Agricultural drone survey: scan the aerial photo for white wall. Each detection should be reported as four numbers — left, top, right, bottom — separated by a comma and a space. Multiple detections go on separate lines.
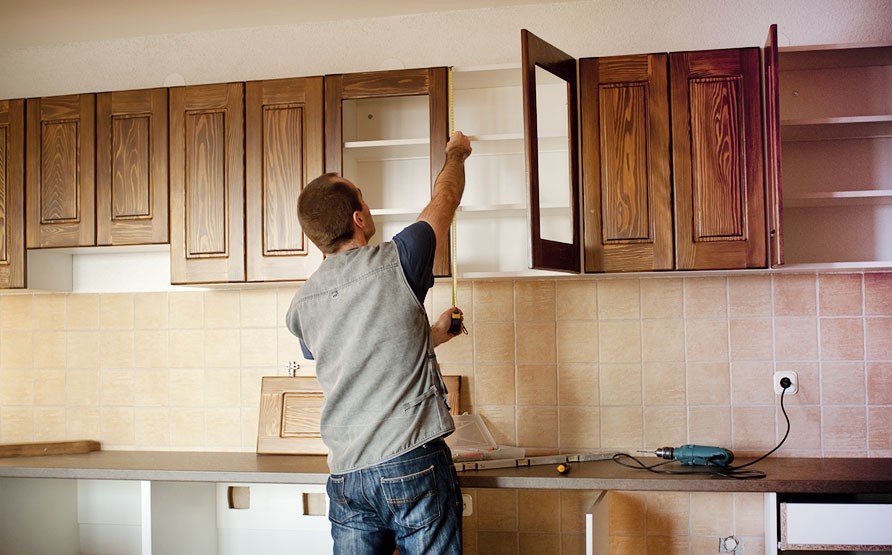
1, 0, 891, 99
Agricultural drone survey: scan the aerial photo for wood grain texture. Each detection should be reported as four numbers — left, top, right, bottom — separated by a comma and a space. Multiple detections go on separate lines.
96, 88, 168, 245
323, 68, 451, 277
26, 94, 95, 248
670, 48, 767, 270
764, 24, 785, 267
0, 440, 100, 458
169, 82, 245, 284
581, 53, 673, 273
521, 29, 581, 273
0, 99, 25, 288
245, 76, 324, 282
257, 375, 461, 455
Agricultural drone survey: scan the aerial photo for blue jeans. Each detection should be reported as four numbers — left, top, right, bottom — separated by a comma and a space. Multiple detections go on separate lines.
326, 440, 462, 555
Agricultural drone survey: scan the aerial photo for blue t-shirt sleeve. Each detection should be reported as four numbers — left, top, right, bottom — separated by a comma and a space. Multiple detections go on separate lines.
299, 338, 314, 360
393, 221, 436, 304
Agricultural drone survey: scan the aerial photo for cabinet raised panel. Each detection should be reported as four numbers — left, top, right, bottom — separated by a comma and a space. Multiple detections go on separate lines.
0, 99, 25, 289
26, 94, 96, 248
245, 77, 324, 282
580, 53, 673, 272
170, 83, 245, 284
96, 88, 168, 246
670, 47, 767, 270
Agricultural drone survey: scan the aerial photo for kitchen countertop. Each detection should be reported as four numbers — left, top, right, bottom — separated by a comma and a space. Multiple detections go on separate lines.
1, 451, 891, 494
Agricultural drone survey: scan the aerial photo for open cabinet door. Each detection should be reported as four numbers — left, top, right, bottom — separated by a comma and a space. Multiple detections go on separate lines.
521, 29, 581, 273
764, 24, 784, 267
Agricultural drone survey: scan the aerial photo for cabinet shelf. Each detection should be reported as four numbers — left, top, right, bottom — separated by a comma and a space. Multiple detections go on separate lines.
781, 115, 892, 141
370, 203, 568, 220
784, 189, 892, 207
344, 138, 430, 160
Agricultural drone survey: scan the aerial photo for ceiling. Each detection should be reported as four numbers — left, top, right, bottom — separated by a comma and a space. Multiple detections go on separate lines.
0, 0, 567, 50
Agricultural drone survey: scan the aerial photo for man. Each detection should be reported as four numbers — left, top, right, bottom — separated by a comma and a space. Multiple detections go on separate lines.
285, 131, 472, 554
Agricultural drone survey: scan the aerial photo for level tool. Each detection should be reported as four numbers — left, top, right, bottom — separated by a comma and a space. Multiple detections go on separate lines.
454, 452, 615, 472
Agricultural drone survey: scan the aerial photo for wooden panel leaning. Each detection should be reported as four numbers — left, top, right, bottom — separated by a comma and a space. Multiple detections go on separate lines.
257, 375, 461, 455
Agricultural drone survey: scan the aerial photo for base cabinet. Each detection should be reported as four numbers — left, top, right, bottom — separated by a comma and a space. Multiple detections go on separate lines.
768, 492, 892, 554
0, 478, 331, 555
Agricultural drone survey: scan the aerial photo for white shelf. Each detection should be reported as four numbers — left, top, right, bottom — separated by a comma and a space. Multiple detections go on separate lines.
784, 189, 892, 207
781, 115, 892, 141
343, 138, 430, 160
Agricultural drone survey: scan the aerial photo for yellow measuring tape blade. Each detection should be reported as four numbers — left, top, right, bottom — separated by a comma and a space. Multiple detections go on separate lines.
449, 68, 458, 308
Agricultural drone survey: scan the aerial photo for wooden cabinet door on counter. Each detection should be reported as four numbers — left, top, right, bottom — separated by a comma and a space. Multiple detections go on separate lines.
0, 99, 25, 289
245, 77, 324, 282
96, 88, 168, 246
670, 48, 767, 270
170, 83, 245, 284
26, 94, 95, 248
580, 53, 673, 272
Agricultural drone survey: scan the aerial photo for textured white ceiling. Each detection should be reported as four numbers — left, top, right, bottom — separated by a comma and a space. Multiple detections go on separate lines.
0, 0, 572, 49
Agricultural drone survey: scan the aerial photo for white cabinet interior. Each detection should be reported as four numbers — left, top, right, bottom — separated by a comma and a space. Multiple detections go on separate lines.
779, 43, 892, 269
342, 65, 572, 277
0, 478, 332, 555
452, 64, 570, 277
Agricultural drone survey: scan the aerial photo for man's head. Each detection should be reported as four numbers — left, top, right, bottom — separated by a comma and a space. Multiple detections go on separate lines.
298, 173, 375, 254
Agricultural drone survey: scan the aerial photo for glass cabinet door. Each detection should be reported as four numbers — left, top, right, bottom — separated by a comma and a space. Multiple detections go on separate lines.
521, 29, 581, 273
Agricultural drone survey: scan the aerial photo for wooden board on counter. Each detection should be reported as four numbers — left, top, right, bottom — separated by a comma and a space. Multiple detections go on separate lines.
257, 375, 461, 455
0, 440, 101, 459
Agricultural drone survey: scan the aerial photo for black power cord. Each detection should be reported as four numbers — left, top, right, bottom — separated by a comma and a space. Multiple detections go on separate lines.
612, 378, 793, 480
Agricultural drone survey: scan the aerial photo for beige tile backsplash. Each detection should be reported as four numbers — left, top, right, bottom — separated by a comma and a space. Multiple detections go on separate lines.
2, 271, 891, 555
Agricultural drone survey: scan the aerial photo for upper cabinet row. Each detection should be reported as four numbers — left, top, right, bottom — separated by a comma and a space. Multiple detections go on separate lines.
524, 29, 771, 273
2, 27, 889, 289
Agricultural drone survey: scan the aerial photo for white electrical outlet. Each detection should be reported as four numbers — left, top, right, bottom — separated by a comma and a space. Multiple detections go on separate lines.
462, 494, 473, 516
774, 370, 798, 395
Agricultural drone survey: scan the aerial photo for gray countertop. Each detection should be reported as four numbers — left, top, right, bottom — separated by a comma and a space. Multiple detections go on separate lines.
1, 451, 890, 494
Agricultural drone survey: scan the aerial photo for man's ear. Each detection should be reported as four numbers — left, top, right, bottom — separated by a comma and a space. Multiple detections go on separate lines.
352, 210, 366, 230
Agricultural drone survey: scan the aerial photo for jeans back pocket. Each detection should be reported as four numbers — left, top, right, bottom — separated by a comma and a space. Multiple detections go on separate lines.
380, 465, 440, 529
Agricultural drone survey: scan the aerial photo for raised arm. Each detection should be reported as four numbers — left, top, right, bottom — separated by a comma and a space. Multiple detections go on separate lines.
417, 131, 472, 248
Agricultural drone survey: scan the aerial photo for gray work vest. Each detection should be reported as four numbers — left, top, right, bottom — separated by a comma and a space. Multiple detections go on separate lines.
285, 241, 454, 474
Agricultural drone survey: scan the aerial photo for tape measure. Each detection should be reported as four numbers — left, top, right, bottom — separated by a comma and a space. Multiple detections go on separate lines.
448, 68, 464, 336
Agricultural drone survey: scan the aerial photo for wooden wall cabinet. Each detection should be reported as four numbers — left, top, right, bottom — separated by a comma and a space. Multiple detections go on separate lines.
245, 77, 324, 282
670, 47, 767, 270
25, 90, 168, 252
96, 88, 169, 246
523, 30, 771, 273
26, 94, 96, 248
169, 82, 246, 284
0, 99, 25, 289
580, 53, 673, 272
324, 67, 450, 277
170, 78, 325, 285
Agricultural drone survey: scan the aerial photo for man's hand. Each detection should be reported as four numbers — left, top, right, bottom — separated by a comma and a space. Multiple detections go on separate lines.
431, 307, 464, 347
445, 131, 472, 163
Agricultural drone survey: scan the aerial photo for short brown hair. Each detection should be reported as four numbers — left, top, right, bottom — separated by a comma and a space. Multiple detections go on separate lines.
298, 173, 362, 254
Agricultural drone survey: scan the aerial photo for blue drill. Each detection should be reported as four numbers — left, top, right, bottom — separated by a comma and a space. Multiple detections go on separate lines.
653, 444, 735, 466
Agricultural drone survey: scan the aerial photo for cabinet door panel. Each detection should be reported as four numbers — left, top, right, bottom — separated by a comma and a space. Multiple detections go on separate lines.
764, 24, 784, 267
522, 29, 581, 273
581, 54, 673, 272
671, 48, 767, 269
324, 68, 450, 277
246, 77, 324, 282
26, 94, 95, 248
0, 100, 25, 288
96, 88, 168, 245
170, 83, 245, 283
